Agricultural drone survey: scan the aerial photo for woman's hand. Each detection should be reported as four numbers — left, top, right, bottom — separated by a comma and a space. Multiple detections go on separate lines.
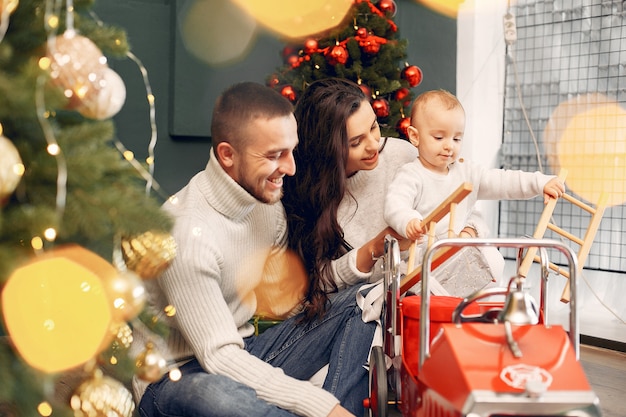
356, 227, 411, 273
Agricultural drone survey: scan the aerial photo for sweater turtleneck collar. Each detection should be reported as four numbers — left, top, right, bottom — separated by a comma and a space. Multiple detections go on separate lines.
345, 168, 370, 191
197, 149, 260, 220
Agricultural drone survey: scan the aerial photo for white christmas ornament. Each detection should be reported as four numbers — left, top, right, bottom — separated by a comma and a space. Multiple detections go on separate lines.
78, 67, 127, 120
47, 31, 109, 111
0, 134, 24, 201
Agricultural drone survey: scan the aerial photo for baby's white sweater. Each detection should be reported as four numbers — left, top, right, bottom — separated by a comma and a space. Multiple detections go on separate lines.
384, 158, 554, 239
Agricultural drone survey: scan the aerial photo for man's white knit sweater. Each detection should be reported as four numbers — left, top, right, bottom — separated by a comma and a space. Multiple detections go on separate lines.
134, 150, 339, 417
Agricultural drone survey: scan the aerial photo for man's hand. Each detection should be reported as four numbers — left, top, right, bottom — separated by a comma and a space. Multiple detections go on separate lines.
328, 404, 355, 417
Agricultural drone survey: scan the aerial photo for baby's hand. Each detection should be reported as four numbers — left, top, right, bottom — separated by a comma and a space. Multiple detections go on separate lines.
405, 219, 424, 241
459, 226, 477, 238
543, 177, 566, 203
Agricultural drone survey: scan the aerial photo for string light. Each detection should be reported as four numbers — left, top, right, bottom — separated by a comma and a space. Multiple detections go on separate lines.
169, 368, 182, 381
90, 11, 161, 197
126, 50, 159, 196
35, 71, 67, 237
38, 56, 51, 70
65, 0, 73, 31
113, 139, 169, 201
31, 236, 44, 251
37, 401, 53, 417
35, 0, 68, 238
46, 14, 58, 30
164, 304, 176, 317
43, 228, 57, 241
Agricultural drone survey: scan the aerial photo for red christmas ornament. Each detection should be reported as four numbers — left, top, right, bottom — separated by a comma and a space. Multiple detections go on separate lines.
357, 27, 368, 39
281, 85, 297, 103
357, 0, 398, 31
267, 75, 280, 88
326, 44, 349, 66
396, 116, 411, 138
402, 64, 423, 87
362, 39, 381, 54
372, 98, 390, 118
281, 45, 298, 60
395, 87, 410, 102
359, 83, 372, 100
303, 39, 319, 55
378, 0, 397, 17
357, 33, 387, 55
287, 55, 301, 69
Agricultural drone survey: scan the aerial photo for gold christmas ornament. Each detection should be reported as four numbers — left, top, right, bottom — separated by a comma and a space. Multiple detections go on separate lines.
70, 369, 135, 417
112, 322, 133, 349
121, 231, 177, 280
104, 269, 146, 323
135, 341, 168, 382
0, 132, 24, 202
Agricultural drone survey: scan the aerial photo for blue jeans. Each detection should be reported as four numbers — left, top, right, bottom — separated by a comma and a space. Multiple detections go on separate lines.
138, 284, 375, 417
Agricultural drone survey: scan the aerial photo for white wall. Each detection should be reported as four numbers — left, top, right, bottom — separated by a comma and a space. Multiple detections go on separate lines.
456, 0, 507, 238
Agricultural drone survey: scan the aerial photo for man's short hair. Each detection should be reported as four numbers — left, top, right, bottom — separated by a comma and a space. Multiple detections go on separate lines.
211, 82, 294, 152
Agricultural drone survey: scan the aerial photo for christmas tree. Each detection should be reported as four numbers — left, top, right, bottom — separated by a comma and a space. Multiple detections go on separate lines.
0, 0, 174, 416
266, 0, 423, 139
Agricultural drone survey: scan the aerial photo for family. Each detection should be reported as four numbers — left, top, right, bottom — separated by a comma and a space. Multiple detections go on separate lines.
135, 78, 564, 417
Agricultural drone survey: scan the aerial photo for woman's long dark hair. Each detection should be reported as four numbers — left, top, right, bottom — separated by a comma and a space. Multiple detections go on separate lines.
282, 78, 367, 321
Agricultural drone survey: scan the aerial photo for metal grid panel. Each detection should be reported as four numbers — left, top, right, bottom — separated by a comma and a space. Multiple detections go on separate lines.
499, 0, 625, 272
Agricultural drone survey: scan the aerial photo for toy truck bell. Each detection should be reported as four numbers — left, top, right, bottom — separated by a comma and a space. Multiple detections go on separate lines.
498, 276, 539, 325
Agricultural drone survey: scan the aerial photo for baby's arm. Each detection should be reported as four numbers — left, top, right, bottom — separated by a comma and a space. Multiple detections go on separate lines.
383, 163, 425, 239
542, 177, 565, 203
459, 225, 477, 238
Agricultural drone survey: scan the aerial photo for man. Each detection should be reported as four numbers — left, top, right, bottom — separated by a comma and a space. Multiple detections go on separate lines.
135, 82, 375, 417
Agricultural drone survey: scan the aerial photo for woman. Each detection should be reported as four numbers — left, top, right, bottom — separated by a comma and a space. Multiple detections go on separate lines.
282, 78, 417, 322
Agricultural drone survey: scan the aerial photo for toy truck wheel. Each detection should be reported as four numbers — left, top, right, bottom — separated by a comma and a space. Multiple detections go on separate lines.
368, 345, 388, 417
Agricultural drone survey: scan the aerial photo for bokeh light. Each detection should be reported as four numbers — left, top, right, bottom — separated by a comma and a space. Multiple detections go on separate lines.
1, 245, 115, 373
415, 0, 465, 18
254, 249, 308, 320
179, 0, 258, 66
230, 0, 353, 40
419, 0, 506, 19
544, 93, 626, 207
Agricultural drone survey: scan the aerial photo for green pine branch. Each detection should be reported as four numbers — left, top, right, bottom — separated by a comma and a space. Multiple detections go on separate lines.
0, 1, 172, 415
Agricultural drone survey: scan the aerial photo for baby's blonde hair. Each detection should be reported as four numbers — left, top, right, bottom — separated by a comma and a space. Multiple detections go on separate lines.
410, 89, 464, 122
